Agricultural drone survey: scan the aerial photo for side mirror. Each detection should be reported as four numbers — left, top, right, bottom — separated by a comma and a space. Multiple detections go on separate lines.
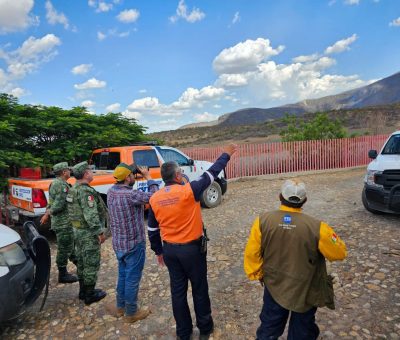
188, 159, 194, 166
368, 150, 378, 159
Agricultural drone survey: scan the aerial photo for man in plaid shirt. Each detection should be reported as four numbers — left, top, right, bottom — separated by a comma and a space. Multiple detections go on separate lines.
105, 163, 159, 323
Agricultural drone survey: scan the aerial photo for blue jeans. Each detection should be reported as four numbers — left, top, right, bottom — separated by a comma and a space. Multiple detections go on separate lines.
256, 286, 319, 340
115, 242, 146, 316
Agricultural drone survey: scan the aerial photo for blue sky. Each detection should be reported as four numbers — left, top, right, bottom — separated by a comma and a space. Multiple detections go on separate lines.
0, 0, 399, 132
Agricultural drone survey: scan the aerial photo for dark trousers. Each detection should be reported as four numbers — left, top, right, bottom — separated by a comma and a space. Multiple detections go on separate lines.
256, 286, 319, 340
163, 242, 213, 340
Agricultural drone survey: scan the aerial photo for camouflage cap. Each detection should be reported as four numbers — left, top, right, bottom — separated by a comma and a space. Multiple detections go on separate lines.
72, 161, 89, 177
53, 162, 70, 172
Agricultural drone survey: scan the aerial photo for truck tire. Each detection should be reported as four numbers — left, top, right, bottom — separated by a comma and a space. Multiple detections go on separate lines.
200, 182, 222, 208
362, 188, 383, 215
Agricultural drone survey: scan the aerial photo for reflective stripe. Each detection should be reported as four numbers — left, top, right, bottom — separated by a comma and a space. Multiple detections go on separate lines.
147, 227, 159, 231
205, 171, 214, 183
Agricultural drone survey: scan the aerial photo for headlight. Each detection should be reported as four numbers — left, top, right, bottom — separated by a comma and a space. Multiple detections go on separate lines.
0, 243, 27, 278
0, 243, 26, 266
364, 170, 383, 187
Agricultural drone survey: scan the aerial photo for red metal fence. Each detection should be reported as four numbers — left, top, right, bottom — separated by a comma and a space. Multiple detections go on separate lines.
181, 135, 389, 179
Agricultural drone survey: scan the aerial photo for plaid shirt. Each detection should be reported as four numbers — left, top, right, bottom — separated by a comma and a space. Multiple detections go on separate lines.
107, 180, 158, 252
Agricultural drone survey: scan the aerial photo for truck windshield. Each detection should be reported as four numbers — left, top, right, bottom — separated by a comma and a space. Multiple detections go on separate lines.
132, 150, 160, 168
382, 135, 400, 155
91, 152, 121, 170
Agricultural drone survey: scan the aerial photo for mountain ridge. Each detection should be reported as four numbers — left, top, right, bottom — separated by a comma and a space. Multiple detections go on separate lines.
180, 71, 400, 128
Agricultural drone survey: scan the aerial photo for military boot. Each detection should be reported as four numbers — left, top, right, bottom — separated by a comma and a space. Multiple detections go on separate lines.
58, 266, 78, 283
78, 280, 85, 300
84, 285, 106, 305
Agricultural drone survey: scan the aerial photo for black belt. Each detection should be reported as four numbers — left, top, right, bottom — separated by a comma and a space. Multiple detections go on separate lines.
163, 237, 202, 246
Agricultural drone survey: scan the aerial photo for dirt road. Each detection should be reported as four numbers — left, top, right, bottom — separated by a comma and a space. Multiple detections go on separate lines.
1, 168, 399, 339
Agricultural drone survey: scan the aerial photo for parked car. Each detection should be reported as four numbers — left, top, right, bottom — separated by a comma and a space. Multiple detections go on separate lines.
0, 222, 50, 323
6, 143, 228, 229
362, 130, 400, 214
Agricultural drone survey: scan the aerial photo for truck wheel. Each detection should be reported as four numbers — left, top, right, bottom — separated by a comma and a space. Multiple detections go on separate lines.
362, 188, 382, 214
200, 182, 222, 208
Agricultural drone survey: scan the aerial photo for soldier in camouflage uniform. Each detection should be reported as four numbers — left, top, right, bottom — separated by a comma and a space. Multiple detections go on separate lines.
67, 161, 108, 305
40, 162, 78, 283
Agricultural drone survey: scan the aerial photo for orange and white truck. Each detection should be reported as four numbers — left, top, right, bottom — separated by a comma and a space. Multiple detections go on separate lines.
6, 144, 227, 228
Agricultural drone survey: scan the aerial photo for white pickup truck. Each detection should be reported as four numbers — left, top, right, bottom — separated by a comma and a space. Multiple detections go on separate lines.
362, 130, 400, 214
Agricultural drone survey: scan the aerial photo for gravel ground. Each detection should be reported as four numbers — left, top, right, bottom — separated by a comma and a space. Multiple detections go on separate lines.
1, 167, 400, 339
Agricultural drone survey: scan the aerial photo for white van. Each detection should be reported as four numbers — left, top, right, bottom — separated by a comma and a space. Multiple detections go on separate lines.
362, 131, 400, 214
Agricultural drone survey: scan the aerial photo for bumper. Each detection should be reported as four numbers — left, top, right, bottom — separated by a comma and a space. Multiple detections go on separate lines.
0, 258, 35, 322
363, 184, 400, 214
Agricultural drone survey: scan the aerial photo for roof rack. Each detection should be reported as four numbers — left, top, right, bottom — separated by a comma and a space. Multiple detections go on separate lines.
130, 141, 159, 146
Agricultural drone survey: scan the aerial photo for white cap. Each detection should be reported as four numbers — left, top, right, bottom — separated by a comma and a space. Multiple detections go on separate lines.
281, 179, 307, 204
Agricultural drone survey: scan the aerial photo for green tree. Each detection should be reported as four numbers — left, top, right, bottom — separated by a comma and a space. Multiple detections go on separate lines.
280, 112, 347, 142
0, 94, 148, 190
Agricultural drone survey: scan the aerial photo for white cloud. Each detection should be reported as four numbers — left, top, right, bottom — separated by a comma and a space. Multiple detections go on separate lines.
127, 97, 160, 111
231, 12, 240, 25
344, 0, 359, 4
74, 77, 106, 90
139, 89, 147, 94
117, 9, 140, 23
0, 0, 38, 34
106, 102, 121, 112
97, 31, 106, 41
98, 2, 113, 12
170, 0, 205, 23
216, 73, 248, 87
194, 112, 218, 122
172, 86, 225, 109
9, 87, 27, 98
325, 34, 357, 54
88, 0, 115, 13
16, 34, 61, 62
213, 38, 285, 74
292, 53, 320, 63
71, 63, 92, 75
210, 37, 369, 109
97, 28, 132, 40
0, 34, 61, 83
45, 1, 69, 29
389, 17, 400, 27
81, 100, 95, 108
122, 110, 142, 120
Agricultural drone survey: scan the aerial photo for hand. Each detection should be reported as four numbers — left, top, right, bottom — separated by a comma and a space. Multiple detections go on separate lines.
40, 212, 50, 225
156, 254, 165, 266
98, 233, 106, 244
223, 143, 238, 157
138, 166, 151, 180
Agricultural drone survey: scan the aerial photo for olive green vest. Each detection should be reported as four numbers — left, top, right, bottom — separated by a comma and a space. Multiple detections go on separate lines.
260, 209, 335, 313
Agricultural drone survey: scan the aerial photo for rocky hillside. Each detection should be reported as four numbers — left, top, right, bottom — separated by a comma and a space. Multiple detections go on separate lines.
181, 71, 400, 128
149, 103, 400, 147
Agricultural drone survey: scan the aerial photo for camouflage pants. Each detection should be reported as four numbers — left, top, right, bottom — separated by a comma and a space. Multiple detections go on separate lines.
54, 227, 77, 268
74, 229, 101, 286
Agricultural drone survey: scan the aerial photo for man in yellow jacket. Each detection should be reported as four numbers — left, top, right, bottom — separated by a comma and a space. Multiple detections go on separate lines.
244, 179, 347, 340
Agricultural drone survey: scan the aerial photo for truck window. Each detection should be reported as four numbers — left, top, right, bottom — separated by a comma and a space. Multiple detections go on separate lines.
133, 150, 160, 168
91, 152, 121, 170
382, 135, 400, 154
157, 149, 190, 166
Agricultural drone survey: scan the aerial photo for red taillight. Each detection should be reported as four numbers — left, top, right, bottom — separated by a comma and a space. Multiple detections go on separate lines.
32, 189, 47, 208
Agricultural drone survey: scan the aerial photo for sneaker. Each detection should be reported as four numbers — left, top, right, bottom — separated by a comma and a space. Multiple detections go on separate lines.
123, 309, 151, 323
105, 302, 124, 317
